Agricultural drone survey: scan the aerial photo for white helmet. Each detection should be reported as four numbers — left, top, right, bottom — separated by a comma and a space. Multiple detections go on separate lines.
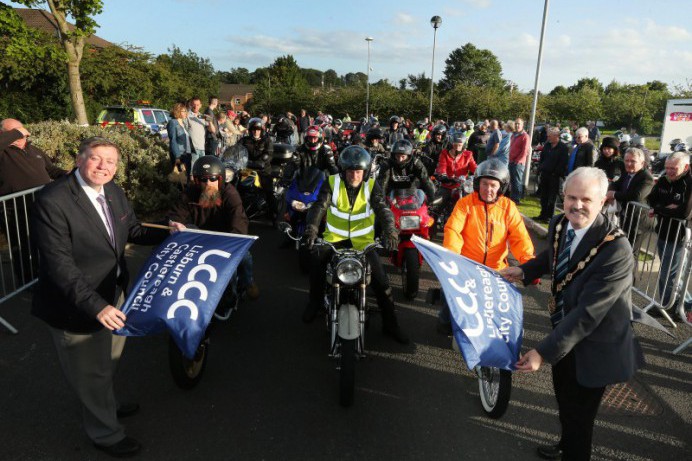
560, 132, 573, 144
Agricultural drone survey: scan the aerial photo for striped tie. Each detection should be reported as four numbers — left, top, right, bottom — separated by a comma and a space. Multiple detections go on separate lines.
552, 228, 575, 326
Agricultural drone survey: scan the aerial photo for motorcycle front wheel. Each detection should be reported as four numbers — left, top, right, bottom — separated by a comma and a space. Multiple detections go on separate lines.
477, 366, 512, 419
168, 334, 209, 390
339, 338, 356, 407
401, 248, 420, 300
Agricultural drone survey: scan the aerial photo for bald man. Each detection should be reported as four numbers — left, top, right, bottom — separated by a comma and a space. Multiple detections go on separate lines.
0, 118, 66, 196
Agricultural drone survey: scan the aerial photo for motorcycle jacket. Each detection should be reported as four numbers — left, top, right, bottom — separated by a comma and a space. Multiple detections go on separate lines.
384, 127, 410, 148
168, 183, 249, 235
239, 133, 274, 173
423, 138, 448, 166
647, 169, 692, 242
283, 143, 338, 183
307, 174, 396, 250
365, 141, 387, 156
378, 156, 436, 200
443, 193, 534, 270
435, 149, 477, 190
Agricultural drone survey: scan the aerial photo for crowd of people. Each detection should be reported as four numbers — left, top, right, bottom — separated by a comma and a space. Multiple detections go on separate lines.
0, 105, 690, 460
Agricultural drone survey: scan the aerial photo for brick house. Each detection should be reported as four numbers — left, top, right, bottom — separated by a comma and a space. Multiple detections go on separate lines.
14, 7, 115, 50
219, 83, 255, 112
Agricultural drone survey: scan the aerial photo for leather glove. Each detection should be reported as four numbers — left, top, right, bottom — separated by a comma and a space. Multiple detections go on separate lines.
383, 232, 399, 252
303, 225, 318, 249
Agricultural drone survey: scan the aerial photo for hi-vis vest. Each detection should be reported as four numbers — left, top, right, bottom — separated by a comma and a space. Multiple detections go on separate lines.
414, 128, 429, 143
324, 174, 376, 250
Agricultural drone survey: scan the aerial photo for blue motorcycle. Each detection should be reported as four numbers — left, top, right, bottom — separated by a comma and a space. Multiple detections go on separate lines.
284, 166, 325, 273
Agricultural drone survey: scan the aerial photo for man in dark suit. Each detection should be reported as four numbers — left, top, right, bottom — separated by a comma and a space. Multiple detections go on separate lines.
606, 147, 654, 246
501, 167, 644, 460
31, 137, 184, 457
566, 127, 598, 175
536, 127, 570, 221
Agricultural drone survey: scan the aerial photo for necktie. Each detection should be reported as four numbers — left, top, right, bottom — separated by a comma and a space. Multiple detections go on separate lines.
621, 174, 632, 192
552, 228, 575, 326
96, 195, 116, 247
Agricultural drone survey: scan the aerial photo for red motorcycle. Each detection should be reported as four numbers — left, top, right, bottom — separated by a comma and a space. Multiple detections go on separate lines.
387, 189, 436, 299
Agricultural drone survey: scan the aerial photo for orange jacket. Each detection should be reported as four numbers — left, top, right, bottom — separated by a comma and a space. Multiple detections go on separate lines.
443, 193, 534, 270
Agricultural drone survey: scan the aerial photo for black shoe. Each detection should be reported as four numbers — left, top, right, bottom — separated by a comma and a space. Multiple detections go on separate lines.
536, 444, 562, 460
302, 304, 319, 323
94, 436, 141, 458
382, 323, 410, 345
116, 402, 140, 418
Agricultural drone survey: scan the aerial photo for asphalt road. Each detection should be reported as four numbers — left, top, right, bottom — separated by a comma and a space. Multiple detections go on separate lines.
0, 221, 690, 460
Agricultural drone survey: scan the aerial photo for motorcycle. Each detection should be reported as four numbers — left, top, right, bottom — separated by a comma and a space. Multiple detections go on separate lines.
284, 166, 325, 273
220, 143, 293, 224
168, 270, 246, 390
387, 188, 436, 299
426, 289, 513, 419
282, 225, 380, 407
429, 175, 474, 241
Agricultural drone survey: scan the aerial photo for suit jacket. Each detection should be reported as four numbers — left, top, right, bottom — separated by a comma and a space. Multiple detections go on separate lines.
520, 213, 644, 387
31, 172, 167, 333
610, 168, 654, 235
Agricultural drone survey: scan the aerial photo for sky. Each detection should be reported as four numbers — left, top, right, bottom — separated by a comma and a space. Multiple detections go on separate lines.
9, 0, 692, 92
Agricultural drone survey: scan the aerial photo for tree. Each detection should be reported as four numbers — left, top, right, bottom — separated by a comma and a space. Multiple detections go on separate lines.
323, 69, 339, 88
404, 73, 431, 93
439, 43, 504, 92
219, 67, 251, 84
15, 0, 104, 125
568, 77, 604, 94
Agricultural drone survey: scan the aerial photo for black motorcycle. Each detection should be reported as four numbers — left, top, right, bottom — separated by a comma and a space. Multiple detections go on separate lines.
283, 225, 380, 407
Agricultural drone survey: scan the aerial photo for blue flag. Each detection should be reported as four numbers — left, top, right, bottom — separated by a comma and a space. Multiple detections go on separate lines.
116, 229, 257, 359
412, 236, 523, 371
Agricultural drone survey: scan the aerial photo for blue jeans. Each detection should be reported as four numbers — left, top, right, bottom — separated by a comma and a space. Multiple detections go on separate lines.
657, 238, 692, 311
509, 162, 525, 203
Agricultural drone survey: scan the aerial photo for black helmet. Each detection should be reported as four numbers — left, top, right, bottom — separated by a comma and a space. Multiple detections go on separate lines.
390, 139, 413, 167
473, 159, 510, 198
333, 118, 343, 127
338, 146, 372, 172
432, 124, 447, 138
669, 138, 682, 149
192, 155, 225, 179
451, 133, 467, 147
416, 120, 425, 129
247, 117, 264, 132
389, 115, 401, 127
366, 127, 384, 143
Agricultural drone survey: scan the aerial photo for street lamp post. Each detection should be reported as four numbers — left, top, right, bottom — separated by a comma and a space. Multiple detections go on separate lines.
365, 36, 373, 120
429, 16, 442, 123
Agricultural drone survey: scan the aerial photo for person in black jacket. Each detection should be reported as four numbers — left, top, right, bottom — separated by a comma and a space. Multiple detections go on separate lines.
594, 136, 625, 182
377, 139, 435, 201
647, 152, 692, 314
31, 137, 185, 457
566, 127, 598, 174
607, 147, 655, 247
239, 117, 276, 221
535, 127, 569, 221
283, 125, 338, 184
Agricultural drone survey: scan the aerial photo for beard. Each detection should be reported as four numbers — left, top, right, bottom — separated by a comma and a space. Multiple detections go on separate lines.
198, 188, 222, 208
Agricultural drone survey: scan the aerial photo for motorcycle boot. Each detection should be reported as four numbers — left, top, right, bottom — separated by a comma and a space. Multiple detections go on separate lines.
381, 304, 409, 344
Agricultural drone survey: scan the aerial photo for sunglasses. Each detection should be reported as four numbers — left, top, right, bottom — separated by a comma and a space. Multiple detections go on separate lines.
199, 176, 220, 183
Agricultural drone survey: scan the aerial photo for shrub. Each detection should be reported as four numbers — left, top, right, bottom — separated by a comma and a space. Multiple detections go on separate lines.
26, 121, 178, 219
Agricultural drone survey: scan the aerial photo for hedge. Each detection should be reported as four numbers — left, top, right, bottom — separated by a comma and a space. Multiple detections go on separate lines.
26, 121, 178, 219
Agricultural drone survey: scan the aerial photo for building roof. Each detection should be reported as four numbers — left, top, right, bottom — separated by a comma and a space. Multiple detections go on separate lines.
219, 83, 255, 100
14, 8, 114, 49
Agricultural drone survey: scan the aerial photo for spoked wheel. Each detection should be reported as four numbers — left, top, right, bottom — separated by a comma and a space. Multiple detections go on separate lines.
339, 338, 356, 407
401, 248, 420, 300
168, 334, 209, 390
477, 366, 512, 418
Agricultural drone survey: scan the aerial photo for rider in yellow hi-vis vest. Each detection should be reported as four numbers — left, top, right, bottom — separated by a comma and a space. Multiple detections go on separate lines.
302, 146, 409, 344
323, 174, 376, 250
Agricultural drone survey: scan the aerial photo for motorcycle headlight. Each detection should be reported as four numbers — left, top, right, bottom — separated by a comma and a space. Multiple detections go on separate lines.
336, 258, 363, 285
291, 200, 307, 212
399, 215, 420, 230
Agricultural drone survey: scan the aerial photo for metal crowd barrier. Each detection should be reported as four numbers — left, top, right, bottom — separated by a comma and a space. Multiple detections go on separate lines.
622, 201, 691, 353
0, 186, 44, 333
